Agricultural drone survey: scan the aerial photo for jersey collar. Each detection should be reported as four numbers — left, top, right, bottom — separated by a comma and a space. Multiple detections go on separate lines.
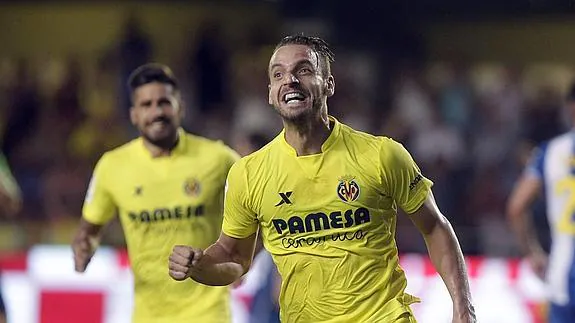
280, 115, 341, 157
138, 128, 187, 159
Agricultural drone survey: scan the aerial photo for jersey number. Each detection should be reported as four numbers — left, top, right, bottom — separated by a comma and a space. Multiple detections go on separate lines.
555, 177, 575, 234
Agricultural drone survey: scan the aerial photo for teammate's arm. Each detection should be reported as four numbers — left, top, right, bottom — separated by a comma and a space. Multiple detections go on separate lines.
169, 232, 257, 286
72, 155, 116, 273
408, 193, 476, 322
506, 169, 546, 279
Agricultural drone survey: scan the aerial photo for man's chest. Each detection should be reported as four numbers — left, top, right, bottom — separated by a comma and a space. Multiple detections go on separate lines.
255, 158, 388, 228
109, 158, 225, 213
252, 156, 399, 253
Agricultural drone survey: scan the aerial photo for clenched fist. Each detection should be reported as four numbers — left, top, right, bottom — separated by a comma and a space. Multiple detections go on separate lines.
169, 245, 204, 281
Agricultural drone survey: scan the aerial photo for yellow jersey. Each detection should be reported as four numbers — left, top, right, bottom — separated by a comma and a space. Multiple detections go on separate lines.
83, 129, 239, 323
223, 117, 432, 323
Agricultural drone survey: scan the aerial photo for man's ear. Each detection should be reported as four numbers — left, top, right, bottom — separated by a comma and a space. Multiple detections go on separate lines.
268, 84, 273, 105
130, 107, 137, 125
326, 75, 335, 97
178, 99, 186, 120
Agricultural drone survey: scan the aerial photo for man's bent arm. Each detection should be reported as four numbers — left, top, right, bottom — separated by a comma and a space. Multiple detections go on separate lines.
189, 232, 257, 286
409, 193, 475, 320
506, 175, 544, 256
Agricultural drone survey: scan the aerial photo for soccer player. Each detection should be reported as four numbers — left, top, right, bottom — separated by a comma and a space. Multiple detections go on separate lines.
507, 84, 575, 322
169, 35, 476, 322
72, 63, 238, 323
0, 151, 21, 323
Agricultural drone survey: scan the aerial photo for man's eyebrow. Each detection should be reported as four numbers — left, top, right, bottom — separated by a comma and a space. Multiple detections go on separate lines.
269, 63, 282, 71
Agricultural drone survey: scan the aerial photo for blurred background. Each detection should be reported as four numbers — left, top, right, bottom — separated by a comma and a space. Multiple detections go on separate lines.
1, 0, 574, 322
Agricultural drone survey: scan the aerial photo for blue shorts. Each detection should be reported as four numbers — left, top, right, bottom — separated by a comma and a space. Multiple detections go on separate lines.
550, 302, 575, 323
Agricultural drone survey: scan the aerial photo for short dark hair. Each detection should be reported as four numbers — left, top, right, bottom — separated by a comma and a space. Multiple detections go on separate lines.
127, 63, 179, 94
274, 35, 335, 77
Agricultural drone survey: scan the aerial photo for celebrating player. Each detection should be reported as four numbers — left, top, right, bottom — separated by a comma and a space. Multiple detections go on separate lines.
72, 63, 238, 323
169, 35, 476, 322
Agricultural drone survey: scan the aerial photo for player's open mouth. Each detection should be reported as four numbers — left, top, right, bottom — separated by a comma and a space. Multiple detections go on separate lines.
149, 120, 171, 130
149, 118, 170, 126
283, 92, 306, 105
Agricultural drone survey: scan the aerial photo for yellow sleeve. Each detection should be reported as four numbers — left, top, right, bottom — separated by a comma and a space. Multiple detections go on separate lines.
221, 161, 259, 239
380, 138, 433, 214
82, 154, 116, 225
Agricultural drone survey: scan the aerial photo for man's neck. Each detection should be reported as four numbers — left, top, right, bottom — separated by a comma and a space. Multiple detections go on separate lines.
283, 111, 331, 156
143, 135, 179, 158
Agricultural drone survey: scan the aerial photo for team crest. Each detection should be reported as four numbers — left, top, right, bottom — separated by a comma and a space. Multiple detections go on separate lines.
337, 175, 360, 203
183, 178, 201, 197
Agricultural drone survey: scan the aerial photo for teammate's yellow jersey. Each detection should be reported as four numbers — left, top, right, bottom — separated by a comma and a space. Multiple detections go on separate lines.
223, 117, 432, 323
83, 129, 239, 323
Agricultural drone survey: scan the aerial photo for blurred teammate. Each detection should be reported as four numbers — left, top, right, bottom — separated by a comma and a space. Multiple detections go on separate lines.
72, 64, 238, 323
169, 35, 476, 322
0, 151, 21, 323
507, 84, 575, 323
